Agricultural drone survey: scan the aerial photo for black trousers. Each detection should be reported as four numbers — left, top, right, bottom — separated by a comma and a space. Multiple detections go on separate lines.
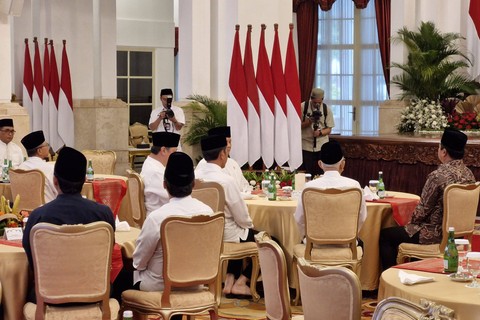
227, 229, 259, 279
300, 150, 324, 177
379, 226, 420, 271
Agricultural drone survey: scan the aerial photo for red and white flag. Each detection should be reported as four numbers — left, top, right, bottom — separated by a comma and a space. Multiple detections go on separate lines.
48, 41, 64, 152
271, 24, 289, 166
42, 38, 50, 142
285, 24, 303, 170
58, 40, 74, 147
23, 39, 33, 130
244, 25, 261, 166
468, 0, 480, 80
32, 37, 43, 131
256, 24, 275, 168
227, 25, 249, 166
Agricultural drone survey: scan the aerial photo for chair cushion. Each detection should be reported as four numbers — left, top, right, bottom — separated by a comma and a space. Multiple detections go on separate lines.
24, 299, 120, 320
398, 243, 440, 255
122, 288, 215, 312
293, 243, 363, 261
223, 242, 258, 255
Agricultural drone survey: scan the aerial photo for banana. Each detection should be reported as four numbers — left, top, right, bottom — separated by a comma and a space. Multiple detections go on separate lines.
5, 200, 10, 214
0, 195, 5, 213
12, 194, 20, 217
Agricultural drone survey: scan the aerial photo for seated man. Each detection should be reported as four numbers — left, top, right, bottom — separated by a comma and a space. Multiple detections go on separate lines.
195, 134, 255, 296
379, 128, 475, 270
294, 140, 367, 239
133, 152, 213, 293
0, 118, 24, 167
19, 130, 57, 202
22, 147, 115, 270
140, 132, 180, 215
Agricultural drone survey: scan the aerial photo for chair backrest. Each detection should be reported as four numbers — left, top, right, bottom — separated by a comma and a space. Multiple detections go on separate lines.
297, 258, 361, 320
30, 222, 114, 320
191, 179, 226, 212
9, 169, 46, 211
372, 297, 455, 320
126, 169, 146, 227
440, 183, 480, 251
82, 150, 117, 175
255, 231, 291, 320
161, 213, 225, 307
129, 122, 150, 147
302, 187, 362, 259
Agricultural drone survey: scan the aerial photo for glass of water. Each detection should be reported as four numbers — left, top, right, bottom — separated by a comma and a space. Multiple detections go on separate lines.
369, 180, 379, 194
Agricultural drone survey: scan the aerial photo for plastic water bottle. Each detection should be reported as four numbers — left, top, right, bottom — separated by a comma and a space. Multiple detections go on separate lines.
86, 159, 95, 181
377, 171, 385, 199
2, 159, 9, 182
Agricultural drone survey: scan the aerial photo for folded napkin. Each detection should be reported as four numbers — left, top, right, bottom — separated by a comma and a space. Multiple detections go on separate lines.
398, 270, 434, 285
116, 219, 130, 232
363, 186, 379, 201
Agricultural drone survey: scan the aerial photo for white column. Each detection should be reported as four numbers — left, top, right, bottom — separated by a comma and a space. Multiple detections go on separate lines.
0, 14, 12, 103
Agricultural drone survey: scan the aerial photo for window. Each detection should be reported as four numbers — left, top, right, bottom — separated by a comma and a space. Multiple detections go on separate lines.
316, 0, 387, 135
117, 50, 154, 125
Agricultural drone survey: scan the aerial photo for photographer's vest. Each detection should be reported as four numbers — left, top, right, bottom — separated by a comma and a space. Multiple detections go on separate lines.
302, 100, 328, 128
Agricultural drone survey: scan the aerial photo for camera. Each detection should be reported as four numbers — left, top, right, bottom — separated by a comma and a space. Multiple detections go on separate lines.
164, 96, 174, 118
308, 103, 322, 130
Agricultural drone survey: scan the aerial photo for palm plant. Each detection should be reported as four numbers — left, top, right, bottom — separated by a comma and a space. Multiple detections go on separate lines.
183, 94, 227, 145
391, 21, 480, 101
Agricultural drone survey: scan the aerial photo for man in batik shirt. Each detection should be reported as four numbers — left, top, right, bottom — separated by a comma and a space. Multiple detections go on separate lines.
379, 128, 475, 270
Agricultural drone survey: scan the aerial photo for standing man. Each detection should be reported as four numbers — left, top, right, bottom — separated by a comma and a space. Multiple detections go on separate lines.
196, 126, 250, 193
148, 88, 185, 150
141, 131, 180, 215
195, 134, 255, 296
19, 130, 57, 202
379, 128, 476, 270
300, 88, 334, 177
0, 118, 24, 167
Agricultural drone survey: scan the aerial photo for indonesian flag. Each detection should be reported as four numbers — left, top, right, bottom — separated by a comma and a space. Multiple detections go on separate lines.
468, 0, 480, 80
244, 25, 261, 166
227, 25, 249, 166
48, 41, 64, 152
58, 40, 74, 147
23, 39, 33, 130
285, 24, 302, 170
271, 24, 289, 166
32, 37, 43, 131
42, 38, 50, 142
256, 24, 275, 168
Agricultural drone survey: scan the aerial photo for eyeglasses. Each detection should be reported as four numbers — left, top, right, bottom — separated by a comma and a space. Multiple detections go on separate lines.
0, 129, 16, 134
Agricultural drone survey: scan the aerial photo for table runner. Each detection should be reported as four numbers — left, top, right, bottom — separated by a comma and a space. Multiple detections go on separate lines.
92, 178, 127, 218
367, 197, 419, 226
393, 258, 444, 274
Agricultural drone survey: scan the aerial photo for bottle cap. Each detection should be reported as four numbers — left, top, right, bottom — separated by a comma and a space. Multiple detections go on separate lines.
448, 227, 455, 232
379, 171, 383, 174
123, 310, 133, 317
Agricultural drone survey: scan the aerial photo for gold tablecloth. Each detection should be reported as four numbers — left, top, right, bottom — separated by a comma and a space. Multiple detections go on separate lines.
245, 191, 419, 290
0, 228, 140, 320
379, 268, 480, 320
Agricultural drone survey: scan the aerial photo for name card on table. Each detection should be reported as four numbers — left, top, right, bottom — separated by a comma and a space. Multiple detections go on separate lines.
4, 227, 23, 240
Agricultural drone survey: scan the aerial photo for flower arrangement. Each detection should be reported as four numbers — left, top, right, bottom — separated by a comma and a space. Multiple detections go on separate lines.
242, 169, 295, 189
447, 111, 480, 131
397, 99, 448, 133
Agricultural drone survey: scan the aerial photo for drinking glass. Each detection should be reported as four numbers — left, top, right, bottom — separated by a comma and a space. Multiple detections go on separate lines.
369, 180, 379, 194
455, 239, 470, 276
465, 252, 480, 288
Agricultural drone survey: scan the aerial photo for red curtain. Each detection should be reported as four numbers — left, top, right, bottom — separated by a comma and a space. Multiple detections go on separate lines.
353, 0, 370, 9
375, 0, 391, 98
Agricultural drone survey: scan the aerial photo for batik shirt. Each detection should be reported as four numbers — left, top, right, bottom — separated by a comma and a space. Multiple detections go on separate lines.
405, 160, 475, 244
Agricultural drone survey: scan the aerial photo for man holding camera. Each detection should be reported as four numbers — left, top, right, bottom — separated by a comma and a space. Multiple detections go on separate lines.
149, 88, 185, 149
300, 88, 334, 177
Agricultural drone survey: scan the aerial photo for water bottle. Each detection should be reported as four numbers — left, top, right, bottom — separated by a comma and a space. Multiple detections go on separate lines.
377, 171, 386, 199
86, 159, 95, 181
2, 159, 8, 182
261, 169, 270, 196
122, 310, 133, 320
268, 173, 277, 201
443, 227, 458, 273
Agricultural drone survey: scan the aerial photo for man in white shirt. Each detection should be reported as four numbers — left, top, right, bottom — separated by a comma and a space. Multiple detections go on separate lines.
195, 134, 255, 297
148, 88, 185, 150
294, 140, 367, 239
0, 118, 24, 168
141, 132, 180, 215
133, 152, 213, 295
19, 130, 57, 202
196, 126, 250, 192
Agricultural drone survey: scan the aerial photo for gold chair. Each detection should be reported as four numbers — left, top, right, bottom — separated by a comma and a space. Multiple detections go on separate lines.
292, 187, 363, 305
82, 150, 117, 175
126, 169, 146, 228
9, 169, 46, 211
255, 232, 304, 320
192, 179, 260, 304
297, 258, 361, 320
129, 122, 150, 147
372, 297, 455, 320
121, 213, 225, 320
397, 183, 480, 264
23, 222, 119, 320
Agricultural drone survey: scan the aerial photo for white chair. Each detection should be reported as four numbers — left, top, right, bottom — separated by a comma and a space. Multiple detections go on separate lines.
372, 297, 455, 320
